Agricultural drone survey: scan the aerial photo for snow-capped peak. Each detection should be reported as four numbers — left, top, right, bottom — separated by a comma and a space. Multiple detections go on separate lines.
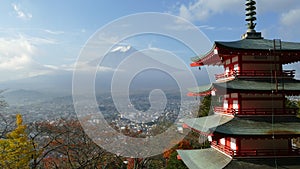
110, 45, 131, 53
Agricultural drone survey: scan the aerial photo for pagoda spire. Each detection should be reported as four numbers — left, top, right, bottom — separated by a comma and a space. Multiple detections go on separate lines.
242, 0, 263, 39
245, 0, 257, 32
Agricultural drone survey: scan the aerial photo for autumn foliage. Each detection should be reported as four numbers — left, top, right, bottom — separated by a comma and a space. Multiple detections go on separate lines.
163, 139, 192, 159
0, 114, 40, 169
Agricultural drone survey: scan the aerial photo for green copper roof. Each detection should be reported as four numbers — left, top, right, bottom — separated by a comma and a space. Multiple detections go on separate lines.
184, 115, 300, 136
225, 157, 300, 169
189, 79, 300, 94
216, 38, 300, 50
216, 116, 300, 135
216, 79, 300, 91
188, 84, 213, 94
191, 46, 215, 62
191, 38, 300, 62
183, 114, 234, 133
177, 148, 232, 169
178, 149, 300, 169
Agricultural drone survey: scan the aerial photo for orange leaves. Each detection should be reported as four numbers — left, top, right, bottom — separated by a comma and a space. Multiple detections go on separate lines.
163, 140, 192, 159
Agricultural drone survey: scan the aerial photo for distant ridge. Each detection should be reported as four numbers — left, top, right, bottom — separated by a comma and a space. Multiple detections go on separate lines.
0, 45, 212, 99
2, 89, 50, 106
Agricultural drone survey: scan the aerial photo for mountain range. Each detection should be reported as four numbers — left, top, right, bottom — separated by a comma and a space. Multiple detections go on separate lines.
0, 45, 212, 105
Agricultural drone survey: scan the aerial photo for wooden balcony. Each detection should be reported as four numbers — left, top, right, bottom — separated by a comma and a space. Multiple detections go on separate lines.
211, 141, 300, 157
214, 107, 235, 116
215, 70, 295, 80
236, 108, 298, 116
214, 107, 298, 116
211, 141, 234, 156
236, 148, 300, 157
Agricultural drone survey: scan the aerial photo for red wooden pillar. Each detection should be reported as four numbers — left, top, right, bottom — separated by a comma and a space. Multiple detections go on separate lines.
236, 138, 241, 156
226, 137, 231, 148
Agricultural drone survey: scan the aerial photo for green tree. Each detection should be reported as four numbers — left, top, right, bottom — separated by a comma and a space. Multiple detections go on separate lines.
198, 95, 212, 117
298, 101, 300, 117
0, 114, 39, 169
285, 98, 298, 109
285, 97, 300, 117
166, 151, 188, 169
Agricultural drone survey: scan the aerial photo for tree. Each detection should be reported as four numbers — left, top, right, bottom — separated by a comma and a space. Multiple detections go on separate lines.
163, 130, 210, 169
163, 139, 192, 169
0, 90, 13, 139
0, 114, 40, 169
166, 151, 188, 169
298, 101, 300, 117
197, 95, 212, 117
30, 118, 118, 169
285, 97, 300, 117
285, 97, 298, 109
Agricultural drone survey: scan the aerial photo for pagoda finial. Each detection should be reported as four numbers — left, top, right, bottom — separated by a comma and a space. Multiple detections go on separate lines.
245, 0, 257, 32
242, 0, 263, 39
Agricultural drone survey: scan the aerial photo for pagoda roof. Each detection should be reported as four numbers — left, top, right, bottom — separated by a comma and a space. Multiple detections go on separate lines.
187, 84, 213, 96
191, 38, 300, 66
177, 148, 232, 169
183, 114, 234, 133
188, 78, 300, 96
178, 148, 300, 169
225, 157, 300, 169
183, 115, 300, 136
216, 116, 300, 136
217, 38, 300, 51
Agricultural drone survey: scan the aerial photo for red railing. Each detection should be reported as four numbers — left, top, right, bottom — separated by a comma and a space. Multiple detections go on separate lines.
215, 70, 295, 80
215, 71, 236, 80
211, 141, 234, 156
236, 108, 298, 116
214, 107, 235, 116
214, 107, 298, 116
211, 141, 300, 157
236, 148, 300, 157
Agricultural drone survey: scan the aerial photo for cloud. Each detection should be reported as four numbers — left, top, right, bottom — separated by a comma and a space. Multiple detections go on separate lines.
0, 36, 35, 60
278, 7, 300, 40
0, 54, 31, 70
257, 0, 300, 13
177, 0, 242, 22
11, 3, 32, 20
27, 36, 58, 45
280, 8, 300, 26
73, 62, 117, 73
176, 0, 300, 22
44, 29, 64, 35
0, 36, 56, 82
164, 21, 198, 31
198, 25, 216, 30
178, 5, 192, 21
173, 0, 300, 40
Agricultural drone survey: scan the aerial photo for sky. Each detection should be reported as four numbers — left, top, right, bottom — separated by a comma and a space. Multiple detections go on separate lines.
1, 0, 300, 82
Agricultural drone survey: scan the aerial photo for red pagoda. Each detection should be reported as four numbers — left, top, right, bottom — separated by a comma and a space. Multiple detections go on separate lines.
177, 0, 300, 168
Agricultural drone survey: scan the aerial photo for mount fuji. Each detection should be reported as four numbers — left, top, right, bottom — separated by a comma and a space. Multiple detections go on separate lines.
0, 45, 211, 105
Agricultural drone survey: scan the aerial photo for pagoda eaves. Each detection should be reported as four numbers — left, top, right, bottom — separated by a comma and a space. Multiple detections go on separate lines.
188, 78, 300, 97
191, 38, 300, 67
